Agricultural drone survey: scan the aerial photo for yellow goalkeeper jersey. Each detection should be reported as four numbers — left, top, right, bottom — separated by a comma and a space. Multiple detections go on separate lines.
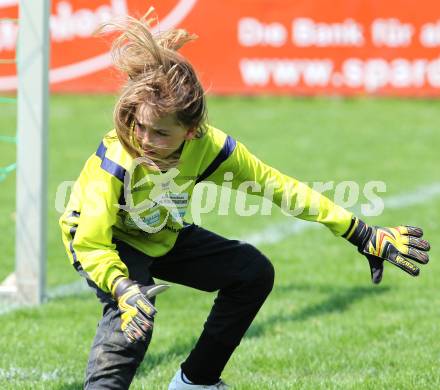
60, 126, 352, 292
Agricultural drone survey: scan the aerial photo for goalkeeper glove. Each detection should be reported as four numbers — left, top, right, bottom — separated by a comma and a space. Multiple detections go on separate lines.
344, 217, 430, 284
112, 276, 169, 343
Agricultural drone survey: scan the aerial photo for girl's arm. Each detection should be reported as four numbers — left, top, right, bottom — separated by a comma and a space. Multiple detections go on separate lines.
206, 139, 352, 236
60, 150, 129, 293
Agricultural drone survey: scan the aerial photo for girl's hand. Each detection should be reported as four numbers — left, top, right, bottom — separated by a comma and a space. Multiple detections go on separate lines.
344, 217, 430, 283
112, 276, 169, 343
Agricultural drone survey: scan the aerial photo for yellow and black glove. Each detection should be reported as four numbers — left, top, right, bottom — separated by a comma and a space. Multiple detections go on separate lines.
344, 217, 430, 284
112, 276, 169, 343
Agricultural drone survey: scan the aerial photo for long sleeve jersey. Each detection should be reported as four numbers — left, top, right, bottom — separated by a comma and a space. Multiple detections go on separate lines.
60, 126, 353, 293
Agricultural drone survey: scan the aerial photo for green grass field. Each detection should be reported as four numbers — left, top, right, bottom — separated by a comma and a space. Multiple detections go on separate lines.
0, 96, 439, 389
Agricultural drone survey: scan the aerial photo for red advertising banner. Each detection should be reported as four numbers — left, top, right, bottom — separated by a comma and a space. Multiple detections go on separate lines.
1, 0, 440, 95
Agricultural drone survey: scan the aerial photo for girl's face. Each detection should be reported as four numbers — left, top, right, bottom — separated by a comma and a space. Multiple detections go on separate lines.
134, 108, 196, 159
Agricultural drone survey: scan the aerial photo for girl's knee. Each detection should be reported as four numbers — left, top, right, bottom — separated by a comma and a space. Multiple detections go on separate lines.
240, 244, 275, 293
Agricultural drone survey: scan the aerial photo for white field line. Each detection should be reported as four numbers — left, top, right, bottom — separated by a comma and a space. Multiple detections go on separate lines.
45, 279, 91, 299
1, 181, 439, 317
243, 182, 440, 246
0, 367, 64, 382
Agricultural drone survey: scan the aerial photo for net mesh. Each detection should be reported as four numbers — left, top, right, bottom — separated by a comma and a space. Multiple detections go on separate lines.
0, 133, 16, 183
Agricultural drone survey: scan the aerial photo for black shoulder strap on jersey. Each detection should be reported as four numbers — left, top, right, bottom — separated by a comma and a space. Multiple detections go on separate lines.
195, 135, 236, 184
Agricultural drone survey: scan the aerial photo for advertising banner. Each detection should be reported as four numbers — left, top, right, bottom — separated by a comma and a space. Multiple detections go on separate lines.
1, 0, 440, 95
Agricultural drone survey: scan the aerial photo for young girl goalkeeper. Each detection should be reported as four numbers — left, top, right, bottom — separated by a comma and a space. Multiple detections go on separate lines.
59, 12, 431, 390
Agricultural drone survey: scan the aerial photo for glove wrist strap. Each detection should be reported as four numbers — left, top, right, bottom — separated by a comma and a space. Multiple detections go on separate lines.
111, 276, 134, 299
343, 217, 371, 251
342, 217, 358, 239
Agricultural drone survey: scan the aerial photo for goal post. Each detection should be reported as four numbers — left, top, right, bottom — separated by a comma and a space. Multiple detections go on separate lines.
0, 0, 50, 306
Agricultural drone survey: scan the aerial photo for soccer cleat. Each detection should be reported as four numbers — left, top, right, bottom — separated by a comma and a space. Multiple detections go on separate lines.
168, 368, 230, 390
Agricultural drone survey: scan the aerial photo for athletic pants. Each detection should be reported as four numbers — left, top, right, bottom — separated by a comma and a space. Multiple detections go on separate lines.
83, 223, 275, 389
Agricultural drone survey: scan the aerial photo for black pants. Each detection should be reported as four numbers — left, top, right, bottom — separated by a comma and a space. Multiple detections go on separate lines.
84, 224, 275, 389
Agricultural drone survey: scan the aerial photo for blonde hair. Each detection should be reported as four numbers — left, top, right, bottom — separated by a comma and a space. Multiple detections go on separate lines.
102, 10, 208, 170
